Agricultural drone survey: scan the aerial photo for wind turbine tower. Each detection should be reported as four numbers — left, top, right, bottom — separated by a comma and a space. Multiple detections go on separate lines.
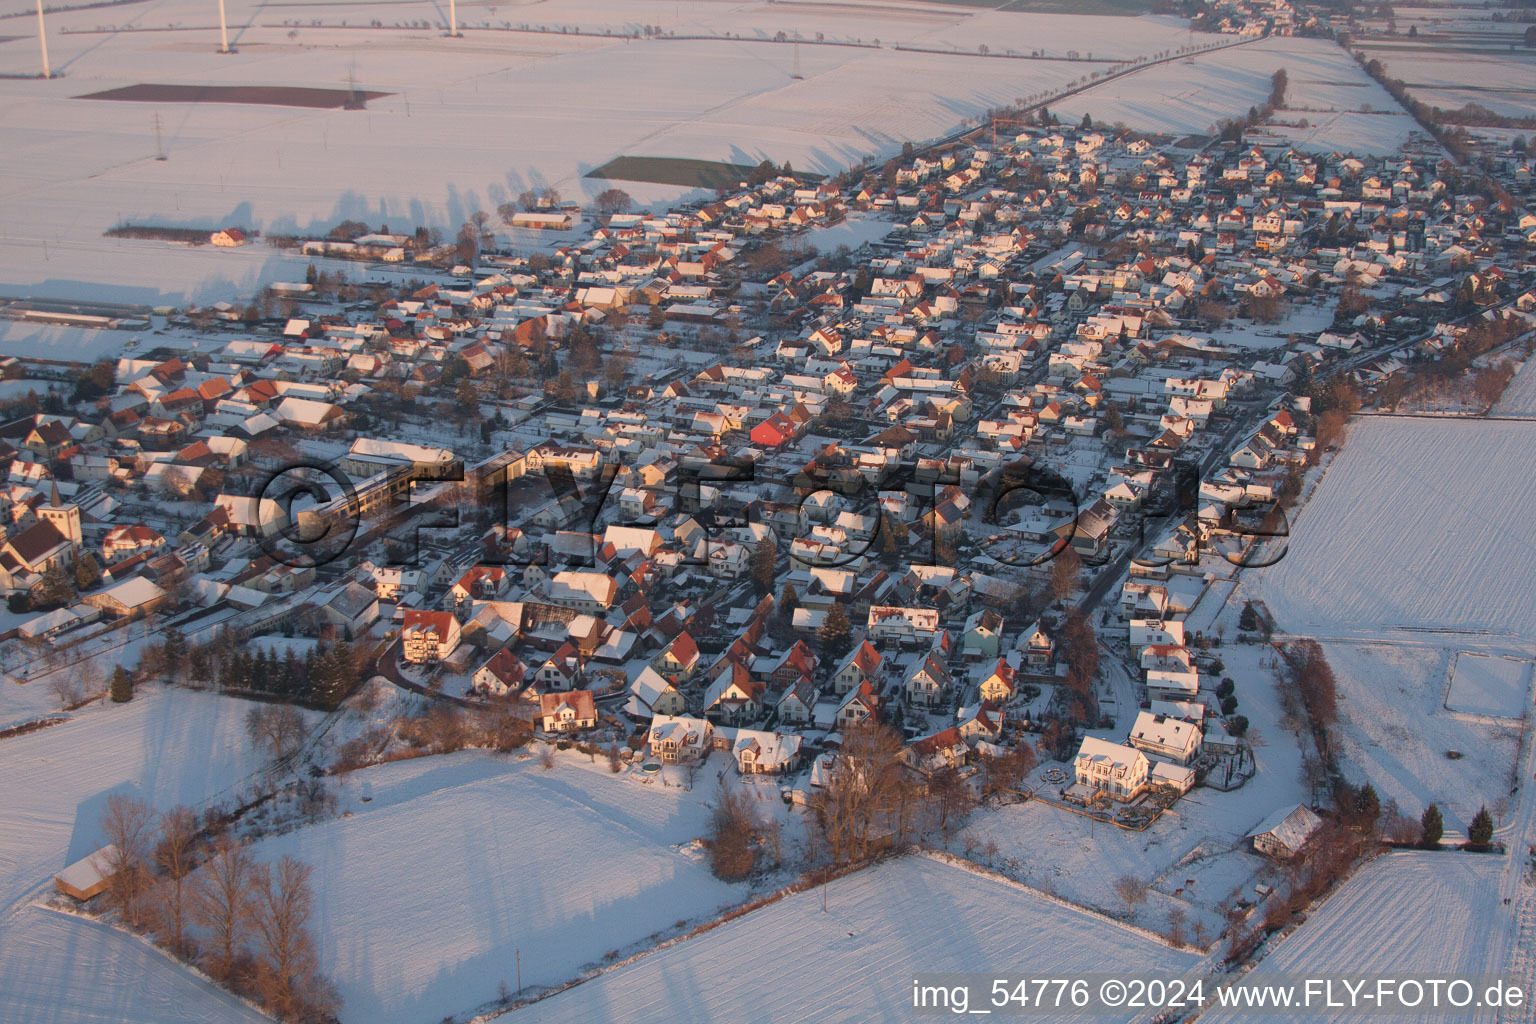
35, 0, 50, 78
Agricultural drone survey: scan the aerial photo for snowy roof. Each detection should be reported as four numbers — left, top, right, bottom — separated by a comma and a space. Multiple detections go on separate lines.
55, 845, 118, 895
1246, 803, 1324, 852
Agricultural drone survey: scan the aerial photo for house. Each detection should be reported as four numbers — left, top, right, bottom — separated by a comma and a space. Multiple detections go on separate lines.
628, 665, 687, 718
962, 609, 1003, 659
703, 664, 766, 724
1126, 711, 1202, 765
372, 565, 425, 601
102, 524, 167, 564
547, 570, 619, 611
1019, 622, 1054, 669
1247, 803, 1324, 859
648, 714, 714, 763
210, 228, 248, 247
540, 690, 597, 733
978, 657, 1017, 703
651, 631, 701, 681
956, 701, 1005, 744
901, 727, 968, 774
903, 653, 952, 709
832, 640, 883, 695
449, 565, 507, 607
1072, 736, 1150, 801
866, 605, 941, 642
766, 641, 817, 690
835, 679, 881, 729
733, 729, 803, 774
474, 647, 529, 696
400, 609, 462, 663
776, 678, 817, 725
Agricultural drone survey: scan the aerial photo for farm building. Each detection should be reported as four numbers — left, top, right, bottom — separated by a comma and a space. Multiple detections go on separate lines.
54, 846, 118, 901
1247, 803, 1324, 860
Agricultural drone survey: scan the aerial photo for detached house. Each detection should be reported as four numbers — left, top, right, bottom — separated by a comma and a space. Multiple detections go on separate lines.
628, 665, 687, 719
648, 714, 714, 763
903, 653, 952, 709
1126, 710, 1203, 766
832, 641, 883, 695
835, 679, 881, 729
473, 647, 529, 697
539, 690, 597, 733
733, 729, 803, 775
978, 657, 1017, 703
1072, 736, 1149, 801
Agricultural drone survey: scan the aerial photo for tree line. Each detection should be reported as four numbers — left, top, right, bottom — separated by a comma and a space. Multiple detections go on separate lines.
98, 794, 337, 1023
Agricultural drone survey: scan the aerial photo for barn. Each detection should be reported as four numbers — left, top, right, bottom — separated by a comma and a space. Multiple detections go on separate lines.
54, 845, 118, 901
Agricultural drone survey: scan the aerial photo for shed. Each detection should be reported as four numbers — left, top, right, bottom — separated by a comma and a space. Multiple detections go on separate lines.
55, 845, 118, 901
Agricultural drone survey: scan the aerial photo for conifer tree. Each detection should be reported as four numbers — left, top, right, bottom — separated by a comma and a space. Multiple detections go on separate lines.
110, 665, 134, 703
1420, 803, 1444, 848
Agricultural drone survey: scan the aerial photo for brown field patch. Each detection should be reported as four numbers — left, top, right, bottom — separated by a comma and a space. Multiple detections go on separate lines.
75, 82, 390, 109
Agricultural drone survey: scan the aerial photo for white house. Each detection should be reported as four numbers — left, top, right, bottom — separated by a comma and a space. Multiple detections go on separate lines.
866, 605, 941, 642
539, 690, 596, 733
1073, 736, 1150, 801
1126, 711, 1203, 765
648, 715, 714, 763
733, 729, 802, 775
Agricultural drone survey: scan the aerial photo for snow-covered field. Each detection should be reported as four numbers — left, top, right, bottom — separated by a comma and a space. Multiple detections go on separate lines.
0, 905, 272, 1024
1358, 48, 1536, 120
0, 684, 304, 1024
0, 0, 1200, 303
1317, 642, 1519, 833
248, 749, 753, 1024
505, 853, 1202, 1024
1053, 36, 1417, 154
1494, 356, 1536, 416
1211, 852, 1507, 1023
0, 683, 290, 908
1447, 651, 1532, 720
1261, 417, 1536, 642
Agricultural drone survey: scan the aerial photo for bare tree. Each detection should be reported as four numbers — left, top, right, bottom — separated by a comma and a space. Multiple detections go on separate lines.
101, 794, 156, 927
1049, 546, 1082, 604
763, 817, 784, 869
1167, 905, 1188, 946
811, 721, 910, 864
251, 855, 335, 1022
707, 783, 758, 880
1191, 918, 1210, 948
1111, 874, 1150, 920
537, 744, 557, 770
48, 669, 84, 709
192, 837, 257, 982
246, 704, 310, 761
926, 766, 975, 844
981, 742, 1037, 802
151, 805, 200, 957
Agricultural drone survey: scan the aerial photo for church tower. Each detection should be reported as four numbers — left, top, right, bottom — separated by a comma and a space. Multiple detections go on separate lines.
39, 481, 82, 545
